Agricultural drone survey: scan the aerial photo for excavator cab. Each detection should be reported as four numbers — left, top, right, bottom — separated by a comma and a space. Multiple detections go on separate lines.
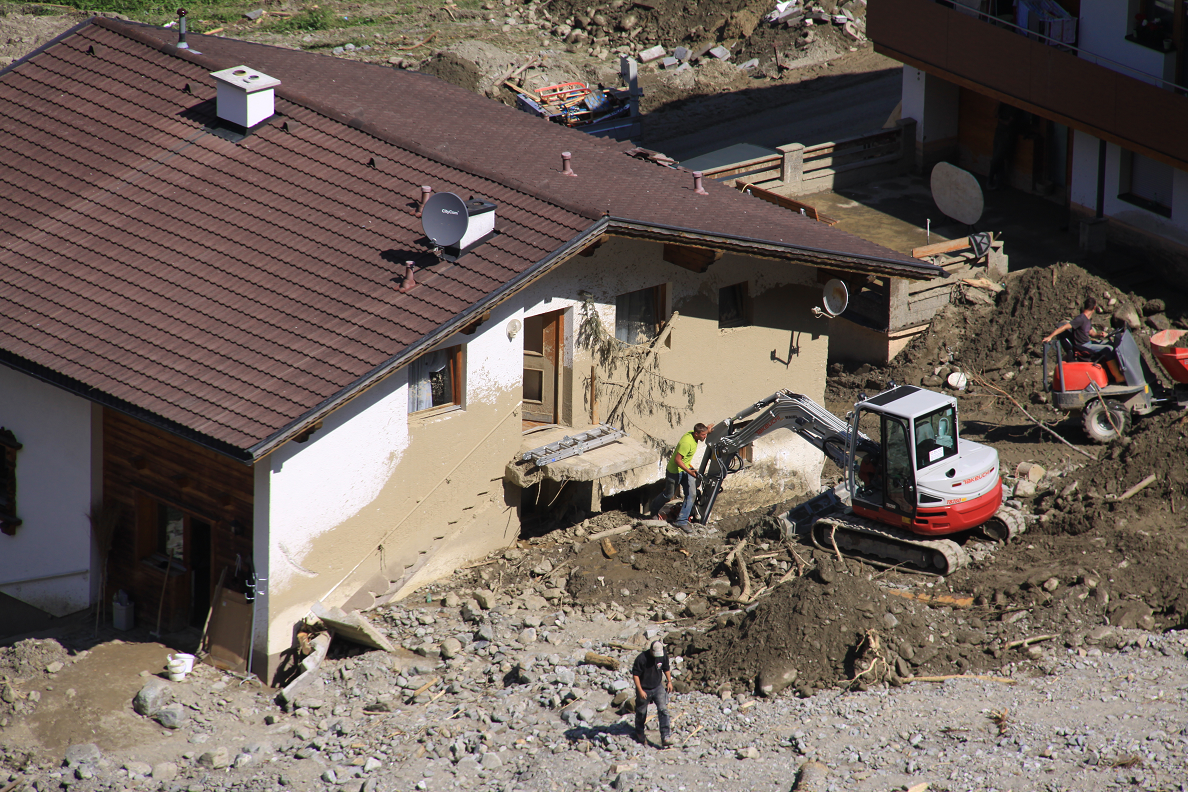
847, 386, 1000, 535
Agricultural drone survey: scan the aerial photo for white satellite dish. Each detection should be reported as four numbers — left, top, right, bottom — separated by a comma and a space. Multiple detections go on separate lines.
420, 192, 497, 258
931, 162, 984, 226
821, 278, 849, 317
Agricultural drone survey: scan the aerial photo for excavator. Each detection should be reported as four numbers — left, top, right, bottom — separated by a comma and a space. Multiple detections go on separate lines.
691, 386, 1024, 574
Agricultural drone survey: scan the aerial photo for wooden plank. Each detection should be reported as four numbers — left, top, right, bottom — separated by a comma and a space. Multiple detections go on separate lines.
802, 151, 902, 178
802, 142, 899, 172
802, 128, 900, 159
700, 154, 782, 180
912, 237, 974, 258
735, 182, 840, 225
663, 243, 721, 272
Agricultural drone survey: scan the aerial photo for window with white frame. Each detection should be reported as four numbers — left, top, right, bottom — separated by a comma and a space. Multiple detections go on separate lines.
408, 346, 463, 413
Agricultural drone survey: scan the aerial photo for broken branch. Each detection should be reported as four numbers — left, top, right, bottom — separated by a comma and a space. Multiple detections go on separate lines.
1005, 634, 1057, 650
909, 674, 1017, 685
966, 371, 1096, 460
583, 651, 620, 671
1107, 474, 1157, 502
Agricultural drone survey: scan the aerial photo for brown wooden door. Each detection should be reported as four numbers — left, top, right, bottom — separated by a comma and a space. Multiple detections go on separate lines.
523, 310, 563, 424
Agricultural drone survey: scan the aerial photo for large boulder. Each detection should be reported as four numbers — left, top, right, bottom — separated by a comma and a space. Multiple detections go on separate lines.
133, 678, 173, 717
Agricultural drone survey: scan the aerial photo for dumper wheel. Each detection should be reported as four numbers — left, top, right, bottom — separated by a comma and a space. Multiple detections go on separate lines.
1082, 399, 1131, 443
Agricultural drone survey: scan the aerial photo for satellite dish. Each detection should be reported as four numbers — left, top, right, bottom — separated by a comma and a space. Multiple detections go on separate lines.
421, 192, 470, 247
821, 278, 849, 317
931, 162, 984, 226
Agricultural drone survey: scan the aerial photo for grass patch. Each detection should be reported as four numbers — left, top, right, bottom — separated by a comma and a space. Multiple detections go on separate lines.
269, 4, 330, 33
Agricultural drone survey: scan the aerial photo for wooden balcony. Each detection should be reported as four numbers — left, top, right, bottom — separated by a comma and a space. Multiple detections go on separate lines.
869, 0, 1188, 170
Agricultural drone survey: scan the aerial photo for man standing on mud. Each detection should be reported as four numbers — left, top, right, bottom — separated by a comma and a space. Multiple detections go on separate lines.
632, 641, 674, 748
648, 422, 712, 530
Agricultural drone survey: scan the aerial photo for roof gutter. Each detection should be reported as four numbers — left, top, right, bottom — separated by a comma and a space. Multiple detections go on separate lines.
604, 217, 943, 280
245, 217, 612, 460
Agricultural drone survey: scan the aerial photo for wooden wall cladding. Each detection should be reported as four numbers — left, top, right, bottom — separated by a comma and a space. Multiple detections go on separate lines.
102, 409, 254, 632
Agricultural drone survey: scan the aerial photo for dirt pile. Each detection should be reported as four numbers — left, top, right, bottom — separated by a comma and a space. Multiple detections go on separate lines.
0, 639, 67, 683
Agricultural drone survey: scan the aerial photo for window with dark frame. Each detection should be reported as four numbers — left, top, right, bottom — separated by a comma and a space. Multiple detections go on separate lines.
1118, 150, 1173, 218
0, 427, 21, 536
615, 284, 666, 345
408, 345, 464, 413
718, 281, 750, 328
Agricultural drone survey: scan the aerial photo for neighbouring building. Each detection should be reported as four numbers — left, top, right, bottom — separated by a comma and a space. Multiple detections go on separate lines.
0, 17, 939, 681
870, 0, 1188, 279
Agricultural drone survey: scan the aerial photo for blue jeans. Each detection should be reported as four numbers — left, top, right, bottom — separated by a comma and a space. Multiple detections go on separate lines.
649, 471, 695, 524
1077, 340, 1111, 356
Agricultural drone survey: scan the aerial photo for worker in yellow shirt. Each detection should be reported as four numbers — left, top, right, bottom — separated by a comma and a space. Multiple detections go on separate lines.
648, 422, 712, 530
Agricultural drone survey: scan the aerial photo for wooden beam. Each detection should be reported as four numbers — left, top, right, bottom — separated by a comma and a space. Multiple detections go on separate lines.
662, 243, 722, 273
578, 235, 607, 257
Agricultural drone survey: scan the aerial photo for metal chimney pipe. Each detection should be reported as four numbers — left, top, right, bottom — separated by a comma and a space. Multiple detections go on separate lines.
177, 8, 189, 49
561, 151, 576, 177
398, 261, 417, 293
416, 185, 432, 217
692, 171, 708, 195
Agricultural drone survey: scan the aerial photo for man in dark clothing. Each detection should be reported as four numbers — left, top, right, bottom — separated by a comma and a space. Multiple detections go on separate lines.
1043, 296, 1111, 355
631, 641, 674, 747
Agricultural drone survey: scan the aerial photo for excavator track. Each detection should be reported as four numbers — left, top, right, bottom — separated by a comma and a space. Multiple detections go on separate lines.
811, 515, 970, 575
980, 506, 1027, 543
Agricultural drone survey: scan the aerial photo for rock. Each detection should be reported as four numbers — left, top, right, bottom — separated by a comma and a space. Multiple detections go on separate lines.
154, 703, 189, 729
708, 45, 731, 60
1042, 577, 1061, 592
0, 683, 15, 704
473, 589, 497, 609
244, 8, 264, 20
612, 771, 638, 789
757, 662, 798, 697
1110, 601, 1155, 631
443, 592, 462, 608
638, 44, 665, 62
198, 747, 231, 769
684, 600, 708, 618
234, 752, 253, 768
736, 746, 759, 759
321, 768, 338, 784
440, 637, 463, 659
673, 46, 689, 60
133, 678, 173, 717
1143, 298, 1166, 315
611, 690, 632, 707
518, 627, 538, 644
480, 751, 503, 770
46, 661, 64, 674
364, 756, 382, 772
1085, 625, 1116, 645
151, 762, 178, 781
1147, 313, 1171, 332
64, 743, 101, 766
475, 623, 496, 642
1014, 480, 1037, 498
461, 602, 484, 623
456, 755, 481, 773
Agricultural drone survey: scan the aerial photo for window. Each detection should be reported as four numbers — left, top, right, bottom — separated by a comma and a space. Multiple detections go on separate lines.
914, 405, 959, 470
408, 345, 463, 413
1128, 0, 1174, 47
1119, 150, 1173, 217
718, 282, 750, 328
0, 427, 21, 536
615, 285, 666, 345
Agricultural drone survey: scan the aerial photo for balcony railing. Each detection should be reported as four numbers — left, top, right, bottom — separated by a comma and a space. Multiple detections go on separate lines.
869, 0, 1188, 168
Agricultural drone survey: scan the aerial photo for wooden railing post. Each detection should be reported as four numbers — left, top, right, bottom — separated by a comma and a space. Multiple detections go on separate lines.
897, 117, 917, 174
778, 143, 805, 192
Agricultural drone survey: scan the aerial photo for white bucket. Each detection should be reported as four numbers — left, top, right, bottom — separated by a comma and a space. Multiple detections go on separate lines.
167, 670, 187, 682
170, 653, 196, 674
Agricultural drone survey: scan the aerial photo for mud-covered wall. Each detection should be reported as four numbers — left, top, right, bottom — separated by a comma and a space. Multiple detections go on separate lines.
0, 365, 97, 616
518, 236, 832, 503
256, 299, 525, 674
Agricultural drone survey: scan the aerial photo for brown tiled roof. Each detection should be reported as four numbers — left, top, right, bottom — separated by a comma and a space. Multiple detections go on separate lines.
0, 18, 937, 458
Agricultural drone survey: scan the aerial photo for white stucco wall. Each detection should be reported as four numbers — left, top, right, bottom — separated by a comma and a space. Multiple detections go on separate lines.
1070, 130, 1188, 245
0, 365, 96, 616
256, 300, 523, 654
1078, 0, 1176, 86
901, 66, 959, 148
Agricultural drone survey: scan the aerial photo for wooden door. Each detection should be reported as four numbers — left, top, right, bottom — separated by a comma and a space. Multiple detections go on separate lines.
523, 310, 563, 425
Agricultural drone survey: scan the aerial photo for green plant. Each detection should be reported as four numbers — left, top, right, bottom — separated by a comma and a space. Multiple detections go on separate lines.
271, 4, 331, 32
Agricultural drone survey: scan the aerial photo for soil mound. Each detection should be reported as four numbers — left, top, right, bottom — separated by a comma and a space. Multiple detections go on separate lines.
670, 560, 954, 696
0, 639, 67, 681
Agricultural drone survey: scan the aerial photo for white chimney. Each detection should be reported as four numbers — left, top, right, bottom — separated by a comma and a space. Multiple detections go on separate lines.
209, 66, 280, 129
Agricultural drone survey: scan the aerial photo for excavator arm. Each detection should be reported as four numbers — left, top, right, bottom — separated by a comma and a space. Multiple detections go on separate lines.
693, 390, 873, 525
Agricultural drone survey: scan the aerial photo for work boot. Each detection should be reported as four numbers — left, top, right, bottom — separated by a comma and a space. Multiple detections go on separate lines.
633, 731, 646, 745
661, 735, 674, 748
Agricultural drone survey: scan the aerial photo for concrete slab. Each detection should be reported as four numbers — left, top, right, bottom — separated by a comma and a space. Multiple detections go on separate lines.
506, 425, 659, 488
310, 602, 395, 652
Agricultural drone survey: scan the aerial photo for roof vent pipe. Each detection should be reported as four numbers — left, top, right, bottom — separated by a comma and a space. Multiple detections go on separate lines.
209, 66, 281, 129
693, 171, 708, 195
176, 8, 188, 49
398, 261, 417, 293
561, 151, 576, 177
416, 185, 432, 217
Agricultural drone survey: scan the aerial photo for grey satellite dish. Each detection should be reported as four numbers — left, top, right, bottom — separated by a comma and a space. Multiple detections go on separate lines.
930, 162, 984, 226
422, 192, 470, 247
822, 278, 849, 317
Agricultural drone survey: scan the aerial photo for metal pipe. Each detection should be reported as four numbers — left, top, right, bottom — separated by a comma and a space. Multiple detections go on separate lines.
1096, 138, 1107, 219
177, 8, 188, 49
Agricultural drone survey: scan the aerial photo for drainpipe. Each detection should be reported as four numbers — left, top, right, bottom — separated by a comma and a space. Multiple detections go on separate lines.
1096, 138, 1106, 219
